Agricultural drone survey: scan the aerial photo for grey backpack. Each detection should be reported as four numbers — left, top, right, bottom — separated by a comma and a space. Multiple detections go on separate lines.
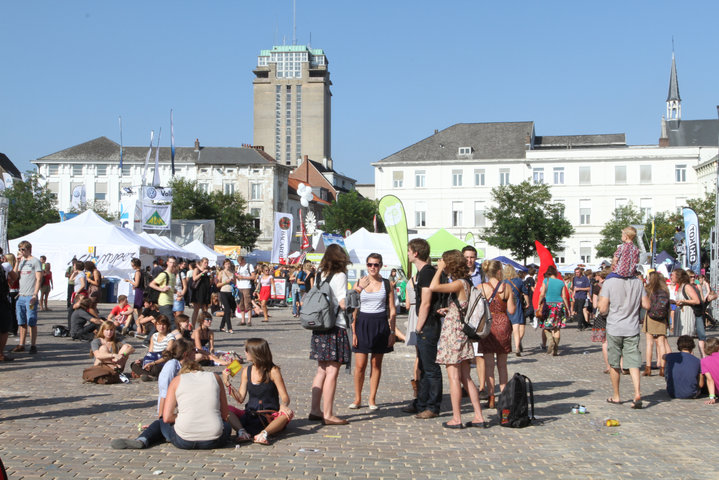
300, 272, 337, 331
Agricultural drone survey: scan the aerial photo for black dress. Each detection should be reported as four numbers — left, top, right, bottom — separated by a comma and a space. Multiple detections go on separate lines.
193, 270, 211, 306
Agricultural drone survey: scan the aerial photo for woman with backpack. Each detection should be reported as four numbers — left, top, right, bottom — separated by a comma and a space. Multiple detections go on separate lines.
672, 268, 705, 357
431, 250, 489, 429
348, 253, 396, 411
308, 244, 351, 425
643, 271, 672, 376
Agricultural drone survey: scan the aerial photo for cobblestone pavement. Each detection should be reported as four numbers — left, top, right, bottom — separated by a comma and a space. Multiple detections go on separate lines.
1, 302, 717, 479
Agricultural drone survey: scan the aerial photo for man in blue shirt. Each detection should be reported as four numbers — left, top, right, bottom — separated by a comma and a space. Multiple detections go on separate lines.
572, 268, 591, 331
462, 246, 485, 287
664, 335, 704, 399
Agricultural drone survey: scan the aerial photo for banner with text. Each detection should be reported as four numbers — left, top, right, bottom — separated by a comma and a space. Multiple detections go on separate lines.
142, 203, 172, 231
683, 207, 701, 273
143, 186, 173, 204
271, 212, 293, 264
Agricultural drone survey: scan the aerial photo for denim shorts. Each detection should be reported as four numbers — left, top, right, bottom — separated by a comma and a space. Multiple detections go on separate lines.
16, 295, 38, 327
173, 300, 185, 313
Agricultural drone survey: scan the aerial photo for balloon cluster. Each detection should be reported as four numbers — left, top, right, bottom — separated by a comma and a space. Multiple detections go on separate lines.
297, 183, 314, 207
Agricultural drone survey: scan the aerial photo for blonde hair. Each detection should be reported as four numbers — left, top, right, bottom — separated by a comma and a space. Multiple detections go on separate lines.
179, 361, 203, 374
622, 226, 637, 241
502, 264, 518, 280
482, 260, 503, 280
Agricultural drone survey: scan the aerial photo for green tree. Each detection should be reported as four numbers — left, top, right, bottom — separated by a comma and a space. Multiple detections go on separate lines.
168, 178, 259, 249
595, 203, 644, 258
480, 181, 573, 263
4, 172, 59, 239
644, 191, 715, 257
322, 190, 382, 234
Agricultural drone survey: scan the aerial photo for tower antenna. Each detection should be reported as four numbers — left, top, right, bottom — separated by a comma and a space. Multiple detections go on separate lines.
293, 0, 297, 45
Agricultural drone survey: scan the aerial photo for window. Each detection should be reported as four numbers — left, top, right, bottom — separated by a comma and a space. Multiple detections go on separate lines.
121, 164, 132, 176
578, 166, 591, 185
675, 164, 687, 183
251, 208, 261, 230
96, 164, 107, 176
474, 201, 486, 227
251, 183, 262, 200
554, 199, 566, 218
223, 182, 235, 195
640, 165, 652, 184
48, 164, 59, 176
415, 202, 427, 227
532, 168, 544, 184
452, 169, 463, 187
474, 169, 485, 186
393, 171, 404, 188
553, 167, 564, 185
554, 251, 566, 264
579, 199, 591, 225
580, 242, 592, 263
615, 198, 628, 209
198, 183, 209, 193
458, 147, 472, 155
95, 183, 107, 201
415, 170, 426, 188
614, 165, 627, 184
499, 169, 510, 186
72, 165, 83, 176
640, 198, 653, 222
452, 201, 463, 227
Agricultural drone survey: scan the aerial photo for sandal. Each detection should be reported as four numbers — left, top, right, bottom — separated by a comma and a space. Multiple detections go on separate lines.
606, 398, 621, 405
631, 400, 643, 409
253, 430, 270, 445
235, 428, 252, 443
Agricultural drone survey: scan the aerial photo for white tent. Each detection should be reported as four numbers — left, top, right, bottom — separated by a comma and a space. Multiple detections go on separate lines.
145, 233, 198, 260
183, 239, 225, 266
344, 228, 402, 266
138, 232, 173, 256
9, 210, 158, 301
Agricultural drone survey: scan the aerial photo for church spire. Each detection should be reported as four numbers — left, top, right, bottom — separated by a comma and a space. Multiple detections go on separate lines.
666, 51, 681, 121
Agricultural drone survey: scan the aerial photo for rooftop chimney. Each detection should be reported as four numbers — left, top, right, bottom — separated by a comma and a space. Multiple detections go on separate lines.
194, 138, 200, 151
322, 157, 328, 168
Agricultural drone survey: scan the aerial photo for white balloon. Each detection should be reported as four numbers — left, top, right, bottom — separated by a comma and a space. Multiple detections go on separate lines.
303, 190, 313, 201
297, 183, 307, 195
300, 197, 309, 207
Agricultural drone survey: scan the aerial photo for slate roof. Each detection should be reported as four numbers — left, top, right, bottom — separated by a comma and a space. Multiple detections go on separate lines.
0, 152, 22, 178
35, 136, 279, 166
533, 134, 626, 149
668, 120, 719, 147
667, 53, 681, 102
376, 122, 535, 163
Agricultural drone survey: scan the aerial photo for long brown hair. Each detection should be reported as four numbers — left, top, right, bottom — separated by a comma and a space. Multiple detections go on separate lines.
442, 250, 469, 280
245, 337, 277, 384
319, 244, 350, 275
646, 271, 669, 296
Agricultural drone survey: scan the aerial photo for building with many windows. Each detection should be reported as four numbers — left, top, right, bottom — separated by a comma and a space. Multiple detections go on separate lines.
253, 45, 332, 167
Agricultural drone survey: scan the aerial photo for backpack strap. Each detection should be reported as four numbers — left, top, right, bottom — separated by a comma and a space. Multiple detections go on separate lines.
383, 278, 392, 310
450, 278, 472, 320
523, 374, 536, 421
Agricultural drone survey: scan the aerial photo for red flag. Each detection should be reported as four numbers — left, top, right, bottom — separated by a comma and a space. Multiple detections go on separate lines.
300, 208, 310, 250
533, 241, 556, 309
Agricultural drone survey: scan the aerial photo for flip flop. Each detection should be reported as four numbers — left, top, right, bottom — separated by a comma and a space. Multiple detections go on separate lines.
606, 398, 621, 405
442, 422, 465, 429
464, 421, 491, 429
631, 400, 643, 409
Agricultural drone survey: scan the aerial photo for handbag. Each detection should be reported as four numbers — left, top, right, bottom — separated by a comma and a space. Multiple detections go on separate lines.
82, 365, 120, 384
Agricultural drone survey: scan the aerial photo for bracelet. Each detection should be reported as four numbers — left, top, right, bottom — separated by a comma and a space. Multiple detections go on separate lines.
122, 352, 129, 357
710, 395, 716, 399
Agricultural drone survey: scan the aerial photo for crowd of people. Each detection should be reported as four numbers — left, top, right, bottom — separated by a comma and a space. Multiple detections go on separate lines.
2, 230, 718, 450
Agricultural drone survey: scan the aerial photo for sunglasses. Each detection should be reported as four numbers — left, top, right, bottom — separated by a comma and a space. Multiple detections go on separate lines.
366, 263, 381, 268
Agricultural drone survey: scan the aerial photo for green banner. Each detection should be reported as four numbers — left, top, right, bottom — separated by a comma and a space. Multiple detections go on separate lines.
378, 195, 409, 275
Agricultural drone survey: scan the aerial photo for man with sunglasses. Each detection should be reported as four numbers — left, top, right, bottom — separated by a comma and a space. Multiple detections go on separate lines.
12, 241, 43, 354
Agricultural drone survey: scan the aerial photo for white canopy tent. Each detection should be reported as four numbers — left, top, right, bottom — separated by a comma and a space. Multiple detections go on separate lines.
9, 210, 158, 301
344, 228, 403, 266
146, 233, 199, 260
182, 239, 226, 266
138, 232, 173, 256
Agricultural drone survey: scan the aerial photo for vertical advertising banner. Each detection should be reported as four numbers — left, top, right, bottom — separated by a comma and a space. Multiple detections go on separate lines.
683, 207, 701, 273
119, 196, 136, 230
378, 195, 409, 275
71, 185, 86, 209
271, 212, 293, 264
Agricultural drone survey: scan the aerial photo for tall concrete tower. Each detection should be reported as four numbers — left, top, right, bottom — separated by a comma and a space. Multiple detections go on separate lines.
253, 45, 332, 166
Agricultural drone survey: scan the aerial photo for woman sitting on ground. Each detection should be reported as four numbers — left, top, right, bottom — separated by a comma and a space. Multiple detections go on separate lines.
210, 292, 223, 318
131, 315, 175, 380
223, 338, 293, 445
193, 312, 223, 365
170, 313, 193, 342
71, 296, 103, 341
111, 339, 195, 450
161, 361, 232, 449
90, 321, 134, 372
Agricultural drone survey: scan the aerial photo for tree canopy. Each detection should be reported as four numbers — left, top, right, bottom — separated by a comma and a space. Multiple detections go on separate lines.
480, 181, 574, 262
4, 172, 59, 240
169, 178, 260, 249
644, 191, 716, 257
322, 190, 383, 235
595, 203, 645, 258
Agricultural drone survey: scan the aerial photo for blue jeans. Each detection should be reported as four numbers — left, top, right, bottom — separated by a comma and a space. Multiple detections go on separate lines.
292, 289, 303, 316
16, 295, 38, 327
137, 418, 169, 447
414, 320, 443, 414
695, 315, 706, 341
160, 420, 231, 450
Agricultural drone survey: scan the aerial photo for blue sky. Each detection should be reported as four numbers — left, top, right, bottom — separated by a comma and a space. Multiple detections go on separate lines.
2, 1, 719, 184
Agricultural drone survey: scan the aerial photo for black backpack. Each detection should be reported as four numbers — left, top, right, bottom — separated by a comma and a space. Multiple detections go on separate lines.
0, 267, 9, 304
647, 289, 670, 320
497, 373, 535, 428
145, 272, 168, 304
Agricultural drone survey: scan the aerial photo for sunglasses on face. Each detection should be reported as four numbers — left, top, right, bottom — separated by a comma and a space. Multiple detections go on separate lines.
366, 263, 381, 268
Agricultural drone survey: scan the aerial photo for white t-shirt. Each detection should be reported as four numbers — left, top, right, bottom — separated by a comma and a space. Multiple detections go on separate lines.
321, 271, 348, 328
74, 271, 87, 293
237, 263, 255, 289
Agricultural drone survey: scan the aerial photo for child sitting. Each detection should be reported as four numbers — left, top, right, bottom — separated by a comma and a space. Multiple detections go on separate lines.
701, 337, 719, 405
664, 335, 704, 399
222, 337, 293, 445
210, 292, 224, 318
108, 295, 135, 335
607, 226, 640, 280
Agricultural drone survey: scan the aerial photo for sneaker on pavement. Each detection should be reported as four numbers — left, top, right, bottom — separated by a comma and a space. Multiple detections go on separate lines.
110, 438, 145, 450
29, 346, 37, 354
11, 345, 24, 353
415, 410, 438, 419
